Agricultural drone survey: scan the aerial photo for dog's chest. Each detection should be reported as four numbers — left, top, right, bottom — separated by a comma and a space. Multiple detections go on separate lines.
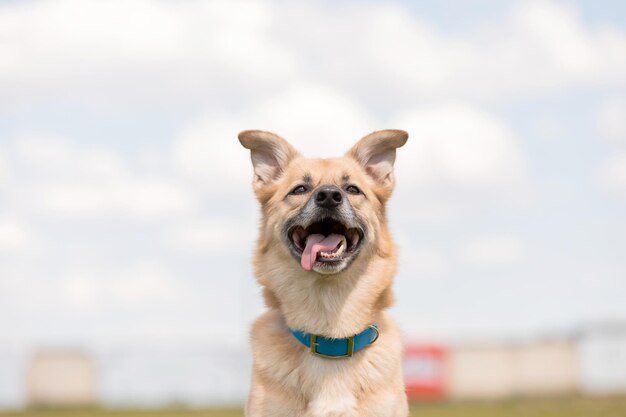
249, 311, 407, 416
270, 349, 378, 415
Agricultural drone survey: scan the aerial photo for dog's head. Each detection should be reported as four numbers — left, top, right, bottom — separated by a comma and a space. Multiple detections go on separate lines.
239, 130, 407, 276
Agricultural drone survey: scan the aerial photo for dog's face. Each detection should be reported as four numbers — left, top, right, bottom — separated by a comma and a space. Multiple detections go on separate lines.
239, 130, 407, 275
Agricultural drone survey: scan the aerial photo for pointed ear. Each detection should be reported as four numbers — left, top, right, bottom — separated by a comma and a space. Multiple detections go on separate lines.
346, 129, 408, 187
238, 130, 300, 186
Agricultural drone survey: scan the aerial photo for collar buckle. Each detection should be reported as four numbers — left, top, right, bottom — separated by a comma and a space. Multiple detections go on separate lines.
310, 334, 354, 359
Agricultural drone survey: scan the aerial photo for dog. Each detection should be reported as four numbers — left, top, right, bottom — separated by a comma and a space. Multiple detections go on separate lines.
238, 129, 409, 417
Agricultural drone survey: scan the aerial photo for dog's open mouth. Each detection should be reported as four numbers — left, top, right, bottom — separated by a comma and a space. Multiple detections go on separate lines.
288, 218, 364, 272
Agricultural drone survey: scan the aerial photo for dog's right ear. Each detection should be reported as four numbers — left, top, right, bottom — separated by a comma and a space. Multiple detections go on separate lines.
238, 130, 300, 189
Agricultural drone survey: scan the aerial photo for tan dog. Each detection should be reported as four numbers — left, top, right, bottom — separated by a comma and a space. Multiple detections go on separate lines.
239, 129, 409, 417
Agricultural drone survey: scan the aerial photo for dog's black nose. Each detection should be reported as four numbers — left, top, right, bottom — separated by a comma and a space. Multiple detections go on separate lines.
314, 185, 343, 209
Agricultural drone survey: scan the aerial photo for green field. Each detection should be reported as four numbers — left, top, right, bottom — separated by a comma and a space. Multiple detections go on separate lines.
2, 397, 626, 417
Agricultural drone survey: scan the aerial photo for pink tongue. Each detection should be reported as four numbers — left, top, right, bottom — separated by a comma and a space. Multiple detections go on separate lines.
301, 233, 344, 271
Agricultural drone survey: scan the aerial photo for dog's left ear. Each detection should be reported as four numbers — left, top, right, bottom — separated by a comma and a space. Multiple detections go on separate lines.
347, 129, 408, 188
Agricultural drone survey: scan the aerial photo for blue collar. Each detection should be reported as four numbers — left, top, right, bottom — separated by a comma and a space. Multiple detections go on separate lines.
290, 324, 379, 359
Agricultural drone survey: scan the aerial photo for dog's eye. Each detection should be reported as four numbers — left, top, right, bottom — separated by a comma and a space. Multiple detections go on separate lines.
290, 185, 308, 195
346, 185, 361, 195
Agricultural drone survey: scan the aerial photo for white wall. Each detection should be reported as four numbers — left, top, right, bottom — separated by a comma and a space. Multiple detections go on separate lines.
98, 346, 251, 406
0, 350, 24, 409
579, 326, 626, 394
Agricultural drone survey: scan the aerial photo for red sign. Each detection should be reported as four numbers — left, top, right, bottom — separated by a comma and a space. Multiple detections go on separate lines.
403, 344, 446, 399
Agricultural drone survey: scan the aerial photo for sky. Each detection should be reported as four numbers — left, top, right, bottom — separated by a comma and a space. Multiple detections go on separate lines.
0, 0, 625, 353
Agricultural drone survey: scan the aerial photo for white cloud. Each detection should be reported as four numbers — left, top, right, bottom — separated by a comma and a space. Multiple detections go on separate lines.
110, 261, 185, 304
396, 239, 447, 277
531, 116, 566, 142
0, 0, 296, 108
64, 260, 187, 311
251, 84, 374, 157
458, 1, 626, 100
173, 113, 252, 190
173, 83, 374, 186
14, 132, 127, 179
36, 179, 194, 217
0, 217, 32, 252
0, 150, 7, 185
274, 2, 469, 102
597, 96, 626, 145
2, 1, 624, 111
393, 104, 527, 189
64, 274, 99, 309
277, 1, 626, 104
165, 217, 256, 254
0, 255, 242, 345
409, 247, 446, 276
388, 104, 532, 228
7, 132, 196, 217
461, 235, 526, 267
599, 152, 626, 195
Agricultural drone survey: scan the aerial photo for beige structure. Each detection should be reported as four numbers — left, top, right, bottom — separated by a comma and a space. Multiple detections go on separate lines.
446, 341, 578, 399
26, 351, 98, 407
515, 341, 579, 395
446, 345, 516, 399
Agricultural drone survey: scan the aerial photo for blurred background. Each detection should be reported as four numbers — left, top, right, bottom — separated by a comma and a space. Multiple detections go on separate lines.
1, 0, 625, 416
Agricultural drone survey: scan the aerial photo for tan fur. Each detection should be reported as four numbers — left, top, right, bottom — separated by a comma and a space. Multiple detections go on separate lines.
239, 130, 409, 417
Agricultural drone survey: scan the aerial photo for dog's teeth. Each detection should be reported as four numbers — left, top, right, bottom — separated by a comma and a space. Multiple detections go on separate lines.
319, 237, 347, 258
